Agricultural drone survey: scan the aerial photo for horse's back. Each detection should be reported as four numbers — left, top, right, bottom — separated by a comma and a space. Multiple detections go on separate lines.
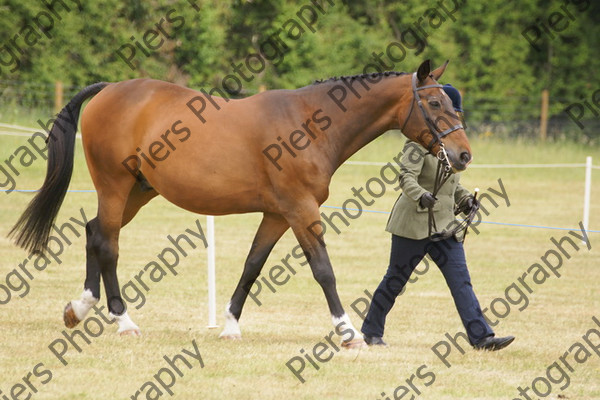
80, 79, 288, 214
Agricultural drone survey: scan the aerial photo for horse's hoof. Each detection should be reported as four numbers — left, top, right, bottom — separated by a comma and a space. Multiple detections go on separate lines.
341, 338, 367, 349
63, 302, 81, 328
119, 329, 142, 337
219, 333, 242, 340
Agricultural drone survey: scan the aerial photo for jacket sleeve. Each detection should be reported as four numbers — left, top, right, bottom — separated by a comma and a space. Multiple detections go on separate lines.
398, 141, 428, 201
454, 178, 472, 207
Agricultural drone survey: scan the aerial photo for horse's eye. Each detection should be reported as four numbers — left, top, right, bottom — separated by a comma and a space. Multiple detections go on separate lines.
429, 100, 441, 108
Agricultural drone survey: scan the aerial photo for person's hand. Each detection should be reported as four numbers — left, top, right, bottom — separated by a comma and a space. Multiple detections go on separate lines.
419, 192, 437, 208
460, 195, 479, 214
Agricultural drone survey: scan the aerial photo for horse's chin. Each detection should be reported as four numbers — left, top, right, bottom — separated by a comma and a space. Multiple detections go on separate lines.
451, 165, 469, 173
447, 154, 472, 173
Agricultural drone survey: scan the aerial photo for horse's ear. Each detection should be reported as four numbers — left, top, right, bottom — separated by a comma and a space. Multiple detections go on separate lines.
416, 60, 431, 83
431, 60, 449, 81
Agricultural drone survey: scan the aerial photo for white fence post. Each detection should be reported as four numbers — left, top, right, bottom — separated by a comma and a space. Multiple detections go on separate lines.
582, 156, 592, 244
207, 215, 218, 328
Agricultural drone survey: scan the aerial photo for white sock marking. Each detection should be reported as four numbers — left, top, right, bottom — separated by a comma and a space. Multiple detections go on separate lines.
219, 302, 241, 338
332, 313, 362, 342
110, 311, 139, 334
70, 289, 99, 321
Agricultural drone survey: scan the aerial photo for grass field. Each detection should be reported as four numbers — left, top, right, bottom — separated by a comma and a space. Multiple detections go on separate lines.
0, 124, 599, 400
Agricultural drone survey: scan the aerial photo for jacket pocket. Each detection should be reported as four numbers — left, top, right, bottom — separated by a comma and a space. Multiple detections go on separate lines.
416, 201, 441, 213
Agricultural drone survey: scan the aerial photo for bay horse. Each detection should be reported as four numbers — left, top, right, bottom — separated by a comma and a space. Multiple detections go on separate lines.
10, 60, 471, 348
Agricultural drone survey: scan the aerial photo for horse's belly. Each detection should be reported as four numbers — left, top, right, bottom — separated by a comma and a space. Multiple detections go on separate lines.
139, 148, 268, 215
154, 179, 264, 215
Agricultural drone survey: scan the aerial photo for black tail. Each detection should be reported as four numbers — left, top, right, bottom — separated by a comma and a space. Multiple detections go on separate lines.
9, 82, 110, 253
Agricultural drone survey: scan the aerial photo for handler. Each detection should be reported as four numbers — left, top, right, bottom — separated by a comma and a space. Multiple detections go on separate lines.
361, 84, 514, 350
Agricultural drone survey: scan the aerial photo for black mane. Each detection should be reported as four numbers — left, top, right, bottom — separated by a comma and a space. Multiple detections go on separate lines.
313, 71, 408, 85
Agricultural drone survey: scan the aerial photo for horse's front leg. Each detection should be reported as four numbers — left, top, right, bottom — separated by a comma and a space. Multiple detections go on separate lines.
286, 203, 367, 349
220, 212, 289, 339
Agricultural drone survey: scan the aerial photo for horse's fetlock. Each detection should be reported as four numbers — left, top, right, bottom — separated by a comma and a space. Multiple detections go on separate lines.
108, 296, 126, 315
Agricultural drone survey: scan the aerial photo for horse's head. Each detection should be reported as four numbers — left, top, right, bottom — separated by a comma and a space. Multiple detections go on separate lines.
400, 60, 472, 171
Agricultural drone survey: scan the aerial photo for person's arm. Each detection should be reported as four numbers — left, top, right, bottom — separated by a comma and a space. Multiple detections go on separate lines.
398, 141, 427, 201
455, 181, 471, 206
455, 181, 478, 214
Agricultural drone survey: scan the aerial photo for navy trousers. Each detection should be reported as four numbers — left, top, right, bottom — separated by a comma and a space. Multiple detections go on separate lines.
361, 235, 494, 345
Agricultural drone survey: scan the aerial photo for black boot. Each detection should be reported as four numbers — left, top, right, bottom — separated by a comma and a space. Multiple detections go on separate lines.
364, 335, 388, 346
473, 335, 515, 351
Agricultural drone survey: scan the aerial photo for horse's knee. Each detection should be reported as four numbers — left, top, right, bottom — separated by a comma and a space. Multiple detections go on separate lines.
312, 268, 336, 289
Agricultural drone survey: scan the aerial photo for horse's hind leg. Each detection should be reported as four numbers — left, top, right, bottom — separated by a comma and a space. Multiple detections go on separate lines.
63, 181, 157, 336
63, 216, 104, 328
220, 212, 289, 339
63, 194, 129, 332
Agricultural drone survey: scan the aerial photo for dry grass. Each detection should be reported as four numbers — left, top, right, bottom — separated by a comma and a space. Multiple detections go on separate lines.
0, 130, 599, 399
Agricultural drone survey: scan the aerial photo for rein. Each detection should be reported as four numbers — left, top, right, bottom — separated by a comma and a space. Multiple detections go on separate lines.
400, 73, 474, 241
428, 149, 453, 241
427, 151, 478, 242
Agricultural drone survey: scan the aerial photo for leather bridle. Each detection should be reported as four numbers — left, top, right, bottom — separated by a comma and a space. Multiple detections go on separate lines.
400, 72, 475, 241
400, 72, 464, 158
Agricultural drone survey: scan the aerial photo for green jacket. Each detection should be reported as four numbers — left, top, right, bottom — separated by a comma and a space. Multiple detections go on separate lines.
386, 141, 471, 240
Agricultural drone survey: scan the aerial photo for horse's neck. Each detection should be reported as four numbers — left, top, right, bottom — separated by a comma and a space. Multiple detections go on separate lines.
310, 75, 410, 168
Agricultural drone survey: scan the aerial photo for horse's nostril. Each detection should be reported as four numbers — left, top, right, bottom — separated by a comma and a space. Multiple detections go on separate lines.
460, 152, 471, 165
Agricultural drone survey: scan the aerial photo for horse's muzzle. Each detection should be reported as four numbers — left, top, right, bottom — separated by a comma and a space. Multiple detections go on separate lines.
447, 149, 472, 172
